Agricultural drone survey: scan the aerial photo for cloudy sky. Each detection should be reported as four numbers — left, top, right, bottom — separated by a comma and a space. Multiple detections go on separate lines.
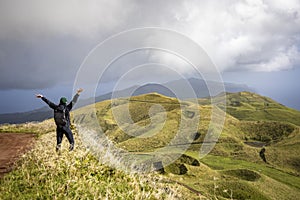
0, 0, 300, 113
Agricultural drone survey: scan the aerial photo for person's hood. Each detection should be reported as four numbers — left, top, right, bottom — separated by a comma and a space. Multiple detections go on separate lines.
60, 97, 67, 105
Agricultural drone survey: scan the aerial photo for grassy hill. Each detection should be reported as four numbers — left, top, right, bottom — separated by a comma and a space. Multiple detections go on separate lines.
211, 91, 300, 126
1, 91, 300, 199
72, 92, 300, 199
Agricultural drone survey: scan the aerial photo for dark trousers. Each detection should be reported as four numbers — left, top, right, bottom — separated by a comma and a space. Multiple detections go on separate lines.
56, 125, 74, 150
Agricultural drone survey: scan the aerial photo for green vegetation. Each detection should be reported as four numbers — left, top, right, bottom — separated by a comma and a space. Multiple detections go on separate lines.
0, 122, 197, 200
165, 163, 188, 175
222, 169, 261, 181
199, 155, 300, 190
216, 91, 300, 126
0, 120, 55, 136
1, 91, 300, 199
73, 92, 300, 199
240, 121, 295, 143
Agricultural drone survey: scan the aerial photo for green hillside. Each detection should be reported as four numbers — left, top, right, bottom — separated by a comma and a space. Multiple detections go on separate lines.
212, 91, 300, 126
1, 92, 300, 199
72, 92, 300, 199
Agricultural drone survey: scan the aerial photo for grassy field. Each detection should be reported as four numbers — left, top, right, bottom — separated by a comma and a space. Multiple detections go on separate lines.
1, 91, 300, 199
0, 122, 199, 200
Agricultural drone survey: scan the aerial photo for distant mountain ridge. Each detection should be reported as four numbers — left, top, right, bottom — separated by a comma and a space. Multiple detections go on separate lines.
0, 107, 53, 124
0, 78, 252, 124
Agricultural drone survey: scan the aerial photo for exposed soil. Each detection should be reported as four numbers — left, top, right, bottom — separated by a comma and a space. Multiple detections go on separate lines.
0, 133, 35, 177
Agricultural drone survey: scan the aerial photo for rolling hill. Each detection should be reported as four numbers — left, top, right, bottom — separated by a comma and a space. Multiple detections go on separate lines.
71, 92, 300, 199
1, 91, 300, 199
200, 91, 300, 126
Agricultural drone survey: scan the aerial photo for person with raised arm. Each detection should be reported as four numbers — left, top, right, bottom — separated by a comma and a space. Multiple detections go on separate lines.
36, 88, 83, 152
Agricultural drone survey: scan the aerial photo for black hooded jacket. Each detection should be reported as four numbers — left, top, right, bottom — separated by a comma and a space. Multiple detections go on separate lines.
41, 94, 79, 126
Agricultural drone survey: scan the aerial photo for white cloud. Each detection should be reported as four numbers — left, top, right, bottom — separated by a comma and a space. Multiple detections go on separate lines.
174, 0, 300, 72
252, 45, 300, 71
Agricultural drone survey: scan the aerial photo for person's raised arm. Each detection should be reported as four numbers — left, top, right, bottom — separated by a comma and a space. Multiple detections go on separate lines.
67, 88, 83, 110
36, 94, 58, 110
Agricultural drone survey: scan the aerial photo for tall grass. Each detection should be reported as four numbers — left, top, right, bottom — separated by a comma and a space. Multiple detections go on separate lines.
0, 122, 198, 200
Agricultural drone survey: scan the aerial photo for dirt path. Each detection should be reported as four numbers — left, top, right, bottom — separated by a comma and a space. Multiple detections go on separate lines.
0, 133, 35, 177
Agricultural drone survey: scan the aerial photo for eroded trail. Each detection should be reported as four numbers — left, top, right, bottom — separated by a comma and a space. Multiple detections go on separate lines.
0, 133, 35, 177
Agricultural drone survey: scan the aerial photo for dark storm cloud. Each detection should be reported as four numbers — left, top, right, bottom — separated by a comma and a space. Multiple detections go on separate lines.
0, 36, 88, 89
0, 0, 135, 90
0, 0, 300, 90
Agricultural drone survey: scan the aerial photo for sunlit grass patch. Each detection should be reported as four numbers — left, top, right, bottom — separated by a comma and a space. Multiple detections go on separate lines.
0, 123, 199, 199
0, 120, 55, 136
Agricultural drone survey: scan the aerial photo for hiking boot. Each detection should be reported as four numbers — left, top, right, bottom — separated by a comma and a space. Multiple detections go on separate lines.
56, 144, 61, 152
69, 143, 74, 151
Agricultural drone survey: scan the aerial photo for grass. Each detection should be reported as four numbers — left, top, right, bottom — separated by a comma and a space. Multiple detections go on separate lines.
219, 92, 300, 126
72, 92, 300, 199
74, 93, 201, 153
174, 152, 300, 200
222, 169, 261, 181
240, 121, 295, 142
0, 122, 200, 200
102, 92, 300, 199
198, 154, 300, 190
0, 120, 55, 136
2, 91, 300, 199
